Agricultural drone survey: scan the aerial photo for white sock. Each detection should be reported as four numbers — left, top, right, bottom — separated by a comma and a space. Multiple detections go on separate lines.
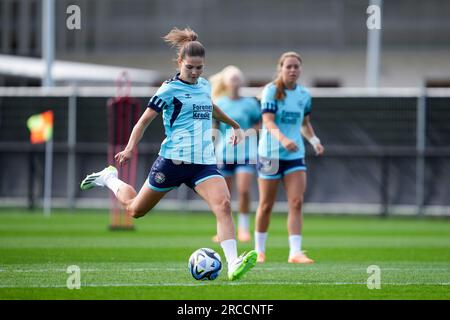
254, 231, 268, 254
238, 213, 249, 231
104, 176, 125, 197
220, 239, 238, 269
289, 235, 302, 257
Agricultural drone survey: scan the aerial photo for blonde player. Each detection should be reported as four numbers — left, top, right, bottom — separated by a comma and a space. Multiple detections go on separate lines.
209, 66, 261, 243
255, 52, 324, 264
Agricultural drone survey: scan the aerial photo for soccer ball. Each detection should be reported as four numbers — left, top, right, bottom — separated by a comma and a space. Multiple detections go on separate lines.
188, 248, 222, 280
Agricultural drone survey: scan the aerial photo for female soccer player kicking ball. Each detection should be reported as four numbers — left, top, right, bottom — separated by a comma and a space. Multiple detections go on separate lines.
255, 52, 324, 264
80, 27, 257, 281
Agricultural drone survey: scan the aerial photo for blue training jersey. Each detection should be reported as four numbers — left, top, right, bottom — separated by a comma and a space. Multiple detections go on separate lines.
258, 82, 312, 160
147, 74, 216, 164
215, 96, 261, 164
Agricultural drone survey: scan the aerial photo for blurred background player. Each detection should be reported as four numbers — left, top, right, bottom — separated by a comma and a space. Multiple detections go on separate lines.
255, 52, 324, 264
80, 27, 257, 280
209, 66, 261, 243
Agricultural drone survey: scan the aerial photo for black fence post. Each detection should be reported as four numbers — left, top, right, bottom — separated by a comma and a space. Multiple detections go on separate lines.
380, 155, 389, 217
28, 151, 35, 210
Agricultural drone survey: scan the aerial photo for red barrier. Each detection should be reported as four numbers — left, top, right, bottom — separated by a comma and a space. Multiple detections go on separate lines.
107, 71, 141, 230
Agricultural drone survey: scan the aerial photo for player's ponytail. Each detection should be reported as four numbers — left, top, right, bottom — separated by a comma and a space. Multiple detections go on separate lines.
274, 52, 302, 100
163, 27, 205, 61
210, 65, 244, 101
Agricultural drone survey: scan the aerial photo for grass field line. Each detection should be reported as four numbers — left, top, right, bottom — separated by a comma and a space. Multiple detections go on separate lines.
0, 281, 449, 289
0, 267, 450, 274
1, 267, 449, 273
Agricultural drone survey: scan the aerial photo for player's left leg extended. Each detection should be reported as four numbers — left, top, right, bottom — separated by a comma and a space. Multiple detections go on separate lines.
283, 170, 314, 264
125, 182, 168, 218
81, 166, 167, 218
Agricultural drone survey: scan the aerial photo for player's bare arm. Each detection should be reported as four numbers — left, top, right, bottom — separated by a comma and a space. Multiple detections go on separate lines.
262, 112, 298, 152
301, 115, 324, 156
115, 108, 159, 165
213, 103, 243, 145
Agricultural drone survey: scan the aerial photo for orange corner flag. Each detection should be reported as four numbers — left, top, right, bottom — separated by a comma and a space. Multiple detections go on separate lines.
27, 110, 54, 144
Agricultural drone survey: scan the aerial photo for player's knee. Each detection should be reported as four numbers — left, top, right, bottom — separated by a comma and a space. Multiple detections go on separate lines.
128, 205, 146, 219
259, 201, 274, 216
221, 197, 232, 213
289, 196, 304, 211
213, 196, 231, 215
239, 189, 250, 200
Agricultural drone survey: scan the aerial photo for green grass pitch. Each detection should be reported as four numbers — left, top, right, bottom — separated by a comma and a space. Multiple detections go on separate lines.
0, 208, 449, 300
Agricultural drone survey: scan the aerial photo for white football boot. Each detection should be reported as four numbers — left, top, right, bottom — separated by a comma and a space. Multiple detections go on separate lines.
80, 165, 118, 190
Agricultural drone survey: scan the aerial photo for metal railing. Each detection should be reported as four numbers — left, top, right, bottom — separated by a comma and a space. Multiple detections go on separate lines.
0, 86, 449, 216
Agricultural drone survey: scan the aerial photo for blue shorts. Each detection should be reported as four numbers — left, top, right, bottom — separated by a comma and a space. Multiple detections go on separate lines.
148, 156, 224, 192
257, 157, 306, 179
217, 159, 256, 177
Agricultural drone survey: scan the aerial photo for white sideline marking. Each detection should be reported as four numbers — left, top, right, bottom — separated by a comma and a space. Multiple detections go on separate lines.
5, 268, 183, 273
0, 281, 449, 289
3, 267, 450, 273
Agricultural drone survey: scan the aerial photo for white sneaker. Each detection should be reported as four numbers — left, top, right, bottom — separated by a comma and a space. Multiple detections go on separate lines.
80, 165, 117, 190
